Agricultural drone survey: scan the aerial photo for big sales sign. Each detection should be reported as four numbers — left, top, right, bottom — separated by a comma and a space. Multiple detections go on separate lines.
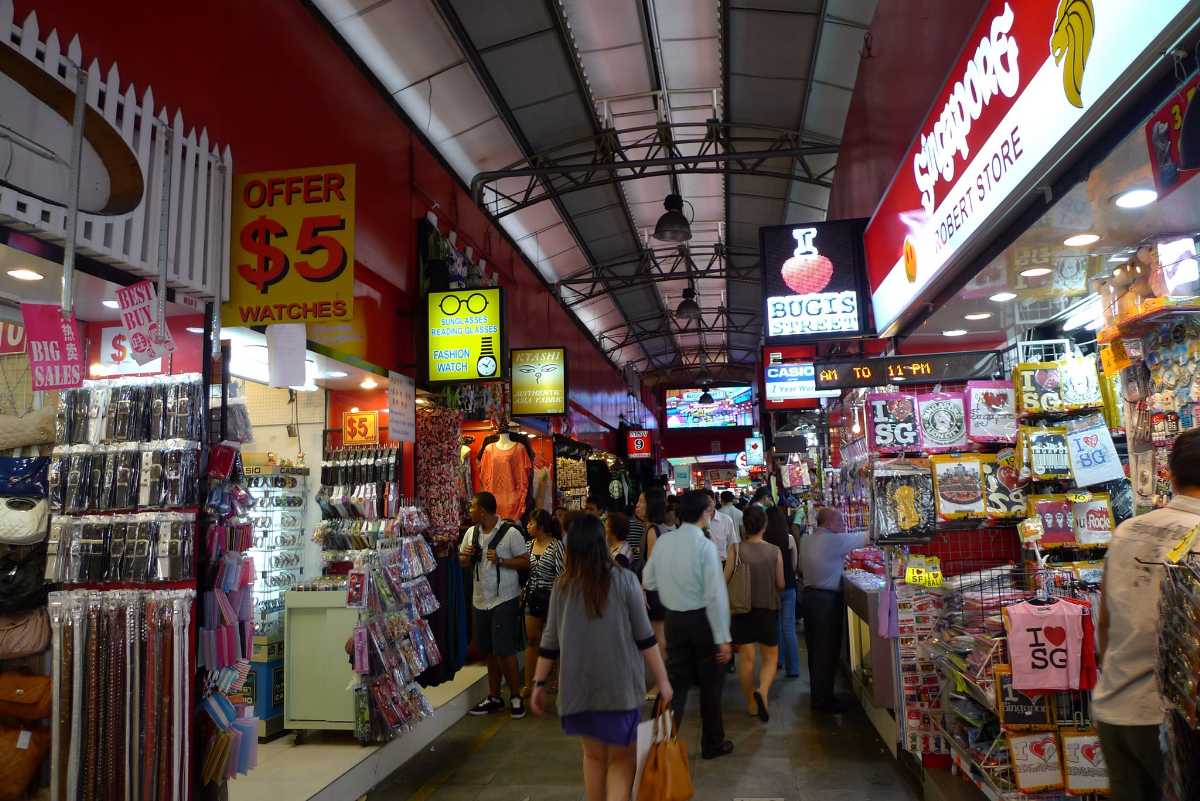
222, 164, 356, 327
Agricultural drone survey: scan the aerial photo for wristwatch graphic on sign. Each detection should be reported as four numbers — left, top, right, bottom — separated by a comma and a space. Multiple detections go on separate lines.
477, 336, 497, 377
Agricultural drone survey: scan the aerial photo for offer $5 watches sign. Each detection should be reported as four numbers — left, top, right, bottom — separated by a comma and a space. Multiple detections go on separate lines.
222, 164, 356, 327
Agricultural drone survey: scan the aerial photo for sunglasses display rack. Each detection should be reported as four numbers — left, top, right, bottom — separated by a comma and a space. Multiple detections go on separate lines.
47, 588, 195, 801
242, 465, 309, 639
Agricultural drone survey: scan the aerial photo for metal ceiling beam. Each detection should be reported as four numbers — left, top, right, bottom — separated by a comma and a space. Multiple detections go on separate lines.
472, 120, 838, 218
596, 307, 760, 357
782, 0, 831, 225
557, 243, 759, 307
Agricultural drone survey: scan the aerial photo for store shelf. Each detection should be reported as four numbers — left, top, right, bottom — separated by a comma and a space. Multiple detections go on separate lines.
1097, 297, 1200, 343
934, 659, 996, 713
932, 721, 1014, 801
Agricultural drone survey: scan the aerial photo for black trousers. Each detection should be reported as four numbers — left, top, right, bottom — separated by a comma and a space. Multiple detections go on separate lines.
1097, 722, 1163, 801
664, 609, 726, 753
802, 588, 843, 707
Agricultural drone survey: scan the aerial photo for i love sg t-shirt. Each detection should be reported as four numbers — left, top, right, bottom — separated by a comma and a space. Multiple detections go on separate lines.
1005, 601, 1084, 692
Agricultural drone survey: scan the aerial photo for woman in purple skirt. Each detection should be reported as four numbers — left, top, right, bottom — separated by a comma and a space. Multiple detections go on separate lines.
530, 514, 673, 801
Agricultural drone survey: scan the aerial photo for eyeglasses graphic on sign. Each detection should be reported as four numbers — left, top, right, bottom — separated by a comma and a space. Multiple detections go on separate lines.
438, 292, 490, 316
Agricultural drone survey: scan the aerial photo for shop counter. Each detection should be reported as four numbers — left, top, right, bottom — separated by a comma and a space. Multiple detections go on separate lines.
842, 572, 899, 756
284, 590, 358, 732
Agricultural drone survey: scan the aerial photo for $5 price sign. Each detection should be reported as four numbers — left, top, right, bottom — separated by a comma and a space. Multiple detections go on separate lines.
342, 410, 380, 446
223, 164, 357, 327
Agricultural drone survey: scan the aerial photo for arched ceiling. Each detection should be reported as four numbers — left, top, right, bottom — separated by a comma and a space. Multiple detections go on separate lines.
313, 0, 878, 384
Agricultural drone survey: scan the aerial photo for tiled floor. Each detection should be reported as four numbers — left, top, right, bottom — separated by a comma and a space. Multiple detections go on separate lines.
366, 656, 923, 801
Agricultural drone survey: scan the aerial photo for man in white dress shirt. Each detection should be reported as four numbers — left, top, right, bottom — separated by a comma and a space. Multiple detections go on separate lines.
719, 491, 744, 536
703, 490, 739, 563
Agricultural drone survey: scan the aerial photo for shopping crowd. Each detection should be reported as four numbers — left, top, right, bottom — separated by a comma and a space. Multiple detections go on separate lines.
458, 483, 866, 801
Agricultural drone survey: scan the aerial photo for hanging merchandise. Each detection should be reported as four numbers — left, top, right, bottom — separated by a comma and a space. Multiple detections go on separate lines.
1071, 494, 1115, 546
965, 380, 1017, 443
477, 431, 533, 520
871, 463, 935, 541
1159, 557, 1200, 801
243, 464, 309, 638
980, 452, 1025, 519
916, 392, 968, 453
1007, 731, 1064, 793
1064, 413, 1124, 487
867, 392, 919, 453
1057, 356, 1104, 412
1002, 598, 1093, 691
1060, 731, 1109, 795
315, 446, 403, 521
1024, 427, 1071, 482
415, 405, 466, 548
930, 455, 986, 520
1014, 362, 1065, 416
1027, 495, 1077, 548
47, 589, 196, 801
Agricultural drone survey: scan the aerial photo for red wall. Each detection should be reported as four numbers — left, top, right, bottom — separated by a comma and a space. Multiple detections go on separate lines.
661, 426, 752, 459
16, 0, 639, 432
826, 0, 988, 221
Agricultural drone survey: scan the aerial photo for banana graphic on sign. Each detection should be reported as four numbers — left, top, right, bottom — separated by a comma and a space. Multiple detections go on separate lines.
1051, 0, 1095, 108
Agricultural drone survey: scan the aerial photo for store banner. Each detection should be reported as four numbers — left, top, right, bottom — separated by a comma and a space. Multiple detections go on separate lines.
115, 280, 175, 365
222, 164, 356, 327
510, 347, 567, 415
0, 321, 25, 355
760, 219, 870, 343
388, 371, 416, 443
627, 429, 652, 459
1144, 71, 1200, 201
98, 325, 162, 375
865, 0, 1192, 334
343, 410, 379, 446
265, 323, 307, 388
427, 288, 504, 382
20, 303, 83, 390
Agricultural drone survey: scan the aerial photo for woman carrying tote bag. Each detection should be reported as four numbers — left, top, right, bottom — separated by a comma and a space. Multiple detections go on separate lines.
530, 515, 673, 801
724, 506, 784, 722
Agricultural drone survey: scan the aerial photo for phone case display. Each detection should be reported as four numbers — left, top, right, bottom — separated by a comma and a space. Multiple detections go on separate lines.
47, 588, 195, 801
867, 393, 919, 453
917, 392, 968, 453
980, 453, 1025, 519
1064, 414, 1124, 487
316, 446, 403, 521
415, 405, 466, 547
348, 530, 439, 742
1160, 557, 1200, 801
44, 512, 197, 584
872, 464, 935, 541
930, 455, 986, 520
243, 466, 308, 638
966, 381, 1017, 443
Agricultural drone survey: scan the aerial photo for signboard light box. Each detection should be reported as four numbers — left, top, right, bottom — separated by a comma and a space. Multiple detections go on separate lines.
427, 288, 505, 383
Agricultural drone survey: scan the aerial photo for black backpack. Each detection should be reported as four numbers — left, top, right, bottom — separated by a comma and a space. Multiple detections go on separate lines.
471, 520, 528, 586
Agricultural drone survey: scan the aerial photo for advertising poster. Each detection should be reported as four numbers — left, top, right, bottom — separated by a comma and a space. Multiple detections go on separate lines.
665, 386, 754, 429
744, 436, 765, 466
223, 163, 356, 327
115, 280, 175, 365
20, 303, 83, 390
388, 371, 415, 443
511, 347, 566, 415
97, 326, 163, 375
760, 218, 870, 343
427, 288, 504, 382
627, 430, 652, 460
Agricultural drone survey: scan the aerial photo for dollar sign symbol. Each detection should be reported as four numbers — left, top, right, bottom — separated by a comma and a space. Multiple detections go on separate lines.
110, 334, 127, 363
237, 216, 290, 293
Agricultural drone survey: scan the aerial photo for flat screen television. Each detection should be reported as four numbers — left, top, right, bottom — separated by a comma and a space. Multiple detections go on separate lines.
665, 386, 755, 429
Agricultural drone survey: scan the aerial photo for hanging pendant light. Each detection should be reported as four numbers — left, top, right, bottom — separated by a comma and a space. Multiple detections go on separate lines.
675, 286, 701, 320
698, 384, 715, 405
653, 193, 692, 242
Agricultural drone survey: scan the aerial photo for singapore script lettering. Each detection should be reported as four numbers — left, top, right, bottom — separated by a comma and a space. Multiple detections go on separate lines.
913, 2, 1020, 215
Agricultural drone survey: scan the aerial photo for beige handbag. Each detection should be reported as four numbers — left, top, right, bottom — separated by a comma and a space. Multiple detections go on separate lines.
0, 608, 49, 659
0, 407, 54, 450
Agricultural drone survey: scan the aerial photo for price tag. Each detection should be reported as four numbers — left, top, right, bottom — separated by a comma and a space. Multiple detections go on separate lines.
1166, 522, 1200, 564
1066, 491, 1092, 503
1100, 341, 1132, 375
342, 410, 379, 446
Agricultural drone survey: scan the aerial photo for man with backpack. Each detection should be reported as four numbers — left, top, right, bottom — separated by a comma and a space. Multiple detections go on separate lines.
460, 491, 530, 718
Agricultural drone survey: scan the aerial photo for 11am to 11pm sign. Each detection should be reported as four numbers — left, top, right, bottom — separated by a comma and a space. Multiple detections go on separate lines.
813, 351, 1001, 391
427, 288, 504, 382
510, 348, 567, 415
222, 164, 356, 327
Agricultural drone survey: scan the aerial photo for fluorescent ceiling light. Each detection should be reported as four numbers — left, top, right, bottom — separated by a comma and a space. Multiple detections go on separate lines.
989, 291, 1017, 302
1020, 267, 1053, 278
102, 300, 120, 309
185, 327, 204, 334
1064, 233, 1100, 247
964, 312, 992, 321
360, 378, 378, 389
943, 329, 968, 337
1108, 253, 1132, 262
349, 406, 360, 413
324, 370, 348, 379
1114, 189, 1157, 209
6, 269, 43, 281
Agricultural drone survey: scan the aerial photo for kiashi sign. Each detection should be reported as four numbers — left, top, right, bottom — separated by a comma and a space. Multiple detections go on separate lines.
223, 164, 356, 327
427, 288, 504, 382
511, 348, 567, 415
865, 0, 1193, 335
760, 218, 869, 343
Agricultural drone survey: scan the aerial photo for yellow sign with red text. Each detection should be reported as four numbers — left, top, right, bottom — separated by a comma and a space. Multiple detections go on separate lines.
222, 164, 356, 327
342, 410, 379, 446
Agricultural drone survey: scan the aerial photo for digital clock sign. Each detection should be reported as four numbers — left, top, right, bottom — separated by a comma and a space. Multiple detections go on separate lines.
812, 351, 1001, 391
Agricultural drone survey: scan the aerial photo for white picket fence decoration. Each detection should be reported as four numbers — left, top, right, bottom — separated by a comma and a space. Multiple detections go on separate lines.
0, 2, 231, 302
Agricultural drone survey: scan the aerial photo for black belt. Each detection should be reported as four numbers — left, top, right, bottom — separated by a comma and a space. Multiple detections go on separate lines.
665, 608, 708, 619
804, 587, 841, 594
